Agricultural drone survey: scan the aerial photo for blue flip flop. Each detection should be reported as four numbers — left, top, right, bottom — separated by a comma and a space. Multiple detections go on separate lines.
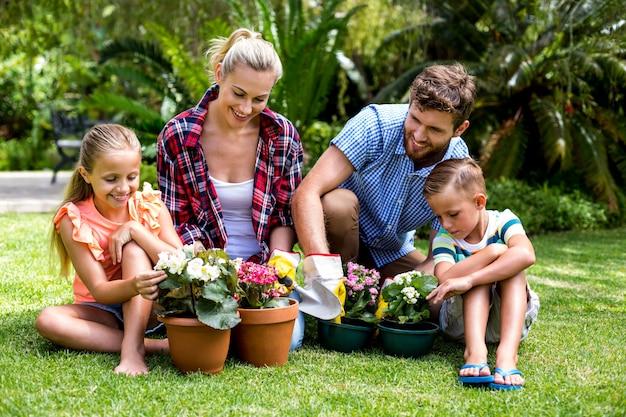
458, 363, 495, 385
489, 367, 524, 390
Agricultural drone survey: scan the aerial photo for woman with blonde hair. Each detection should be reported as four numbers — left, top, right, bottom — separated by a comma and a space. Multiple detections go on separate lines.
156, 28, 304, 348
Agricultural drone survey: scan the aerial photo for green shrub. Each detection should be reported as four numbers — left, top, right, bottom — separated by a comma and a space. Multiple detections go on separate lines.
140, 161, 158, 189
0, 136, 56, 171
301, 121, 343, 173
487, 179, 608, 235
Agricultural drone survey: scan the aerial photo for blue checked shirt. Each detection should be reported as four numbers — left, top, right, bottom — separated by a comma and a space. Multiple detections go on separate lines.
331, 104, 469, 267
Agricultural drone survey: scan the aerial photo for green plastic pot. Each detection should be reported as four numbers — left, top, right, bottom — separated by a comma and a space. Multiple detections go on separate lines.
317, 319, 375, 353
377, 321, 439, 358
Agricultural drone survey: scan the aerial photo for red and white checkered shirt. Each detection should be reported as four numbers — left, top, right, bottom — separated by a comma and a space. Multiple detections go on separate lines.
157, 85, 303, 262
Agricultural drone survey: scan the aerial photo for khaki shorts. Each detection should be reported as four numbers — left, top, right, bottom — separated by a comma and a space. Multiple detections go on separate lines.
439, 284, 540, 344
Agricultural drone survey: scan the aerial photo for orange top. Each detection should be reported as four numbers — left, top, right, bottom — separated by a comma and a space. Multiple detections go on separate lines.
53, 184, 163, 303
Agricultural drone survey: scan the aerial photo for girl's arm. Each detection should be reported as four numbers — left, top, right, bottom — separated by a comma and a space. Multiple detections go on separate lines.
58, 217, 159, 304
109, 206, 183, 265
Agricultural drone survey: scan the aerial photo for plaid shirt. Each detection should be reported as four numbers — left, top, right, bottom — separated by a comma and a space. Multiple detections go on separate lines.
157, 85, 303, 262
332, 104, 469, 267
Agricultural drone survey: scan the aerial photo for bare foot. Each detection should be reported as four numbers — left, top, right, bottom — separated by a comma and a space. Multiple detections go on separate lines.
461, 348, 490, 377
145, 338, 169, 354
114, 354, 149, 376
493, 356, 524, 387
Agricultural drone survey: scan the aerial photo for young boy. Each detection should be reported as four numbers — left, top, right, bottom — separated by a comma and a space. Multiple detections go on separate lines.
424, 158, 540, 390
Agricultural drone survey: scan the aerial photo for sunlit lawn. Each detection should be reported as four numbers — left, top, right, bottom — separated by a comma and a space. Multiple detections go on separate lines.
0, 213, 624, 416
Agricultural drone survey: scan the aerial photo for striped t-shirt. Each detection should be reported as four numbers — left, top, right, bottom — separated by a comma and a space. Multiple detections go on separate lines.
432, 209, 526, 265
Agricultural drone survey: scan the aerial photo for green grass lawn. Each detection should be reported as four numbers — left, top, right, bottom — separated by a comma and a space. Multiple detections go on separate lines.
1, 213, 624, 417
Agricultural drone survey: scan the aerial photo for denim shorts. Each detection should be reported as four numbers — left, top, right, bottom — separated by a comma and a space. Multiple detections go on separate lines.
439, 284, 540, 344
80, 302, 165, 336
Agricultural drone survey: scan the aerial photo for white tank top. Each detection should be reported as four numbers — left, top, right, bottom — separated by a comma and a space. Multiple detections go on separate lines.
210, 176, 261, 260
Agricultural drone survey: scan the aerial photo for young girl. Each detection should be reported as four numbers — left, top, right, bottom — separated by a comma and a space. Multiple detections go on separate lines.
36, 124, 182, 376
423, 158, 540, 390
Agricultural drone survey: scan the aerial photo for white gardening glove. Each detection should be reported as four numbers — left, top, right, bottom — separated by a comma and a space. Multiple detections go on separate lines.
294, 254, 345, 320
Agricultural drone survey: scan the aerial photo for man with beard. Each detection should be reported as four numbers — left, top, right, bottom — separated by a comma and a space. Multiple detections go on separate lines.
292, 63, 475, 289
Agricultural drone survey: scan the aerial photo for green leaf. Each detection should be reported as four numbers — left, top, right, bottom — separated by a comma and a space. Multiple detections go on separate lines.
158, 277, 181, 290
201, 279, 229, 302
196, 297, 241, 330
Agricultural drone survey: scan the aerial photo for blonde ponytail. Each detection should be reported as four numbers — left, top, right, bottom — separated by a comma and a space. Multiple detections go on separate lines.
206, 28, 282, 81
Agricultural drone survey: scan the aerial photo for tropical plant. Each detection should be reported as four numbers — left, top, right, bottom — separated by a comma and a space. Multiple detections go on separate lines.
369, 0, 626, 213
87, 20, 231, 157
227, 0, 364, 132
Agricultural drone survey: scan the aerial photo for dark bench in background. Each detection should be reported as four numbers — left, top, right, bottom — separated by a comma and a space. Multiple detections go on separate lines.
50, 110, 92, 184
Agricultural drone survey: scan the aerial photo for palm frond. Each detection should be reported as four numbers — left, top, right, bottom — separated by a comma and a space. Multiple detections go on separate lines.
146, 23, 207, 102
571, 116, 620, 211
86, 91, 164, 130
529, 96, 571, 169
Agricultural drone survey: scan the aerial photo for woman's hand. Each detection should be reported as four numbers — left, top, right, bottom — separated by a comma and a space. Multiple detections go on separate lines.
426, 277, 473, 304
133, 270, 167, 300
109, 221, 139, 265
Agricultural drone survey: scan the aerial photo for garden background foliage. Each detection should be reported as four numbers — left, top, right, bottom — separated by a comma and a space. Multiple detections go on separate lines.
1, 0, 625, 230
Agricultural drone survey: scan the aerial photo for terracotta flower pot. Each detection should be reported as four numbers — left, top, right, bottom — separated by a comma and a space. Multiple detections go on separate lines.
159, 316, 231, 374
233, 298, 299, 367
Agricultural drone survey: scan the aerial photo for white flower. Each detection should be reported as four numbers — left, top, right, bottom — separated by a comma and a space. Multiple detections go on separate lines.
154, 251, 171, 271
202, 264, 221, 282
186, 258, 204, 280
401, 286, 420, 304
393, 272, 412, 286
182, 244, 195, 259
167, 250, 188, 275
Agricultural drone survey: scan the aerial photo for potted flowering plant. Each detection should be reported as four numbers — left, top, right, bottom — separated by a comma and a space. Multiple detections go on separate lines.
377, 270, 439, 358
233, 261, 299, 367
154, 245, 240, 374
318, 262, 381, 353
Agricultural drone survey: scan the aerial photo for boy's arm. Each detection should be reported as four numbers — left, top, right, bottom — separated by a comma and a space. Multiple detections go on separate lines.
435, 243, 507, 283
427, 235, 535, 304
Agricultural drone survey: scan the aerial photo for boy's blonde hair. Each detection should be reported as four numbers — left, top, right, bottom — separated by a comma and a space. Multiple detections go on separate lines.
410, 63, 476, 130
206, 28, 282, 81
423, 158, 486, 199
51, 124, 141, 276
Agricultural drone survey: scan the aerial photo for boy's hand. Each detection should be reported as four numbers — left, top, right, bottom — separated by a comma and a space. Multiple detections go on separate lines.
426, 277, 472, 304
133, 270, 167, 300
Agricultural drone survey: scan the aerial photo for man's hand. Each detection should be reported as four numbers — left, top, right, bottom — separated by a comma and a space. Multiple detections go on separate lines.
296, 254, 345, 320
426, 277, 472, 304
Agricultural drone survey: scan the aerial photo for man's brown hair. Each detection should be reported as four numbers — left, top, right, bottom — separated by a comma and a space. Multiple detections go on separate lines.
410, 63, 476, 129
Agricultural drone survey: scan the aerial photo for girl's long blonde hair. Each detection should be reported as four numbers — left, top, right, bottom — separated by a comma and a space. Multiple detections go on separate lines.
51, 124, 141, 276
206, 28, 282, 81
